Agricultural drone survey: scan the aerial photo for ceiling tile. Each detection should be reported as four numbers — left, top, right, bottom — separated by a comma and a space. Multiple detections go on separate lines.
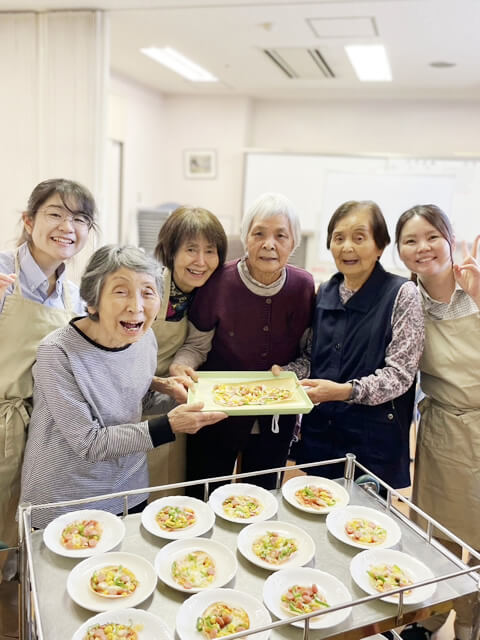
308, 16, 377, 39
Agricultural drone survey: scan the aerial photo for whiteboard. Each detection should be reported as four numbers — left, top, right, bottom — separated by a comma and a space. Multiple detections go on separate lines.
243, 152, 480, 272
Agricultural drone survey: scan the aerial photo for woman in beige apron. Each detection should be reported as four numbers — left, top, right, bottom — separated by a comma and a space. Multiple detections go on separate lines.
147, 206, 227, 492
396, 204, 480, 640
0, 178, 96, 566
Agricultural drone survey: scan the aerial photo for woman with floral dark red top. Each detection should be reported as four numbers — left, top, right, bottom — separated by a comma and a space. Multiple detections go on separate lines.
173, 193, 315, 497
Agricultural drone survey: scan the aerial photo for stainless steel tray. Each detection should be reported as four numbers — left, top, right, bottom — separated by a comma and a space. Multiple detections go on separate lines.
18, 456, 480, 640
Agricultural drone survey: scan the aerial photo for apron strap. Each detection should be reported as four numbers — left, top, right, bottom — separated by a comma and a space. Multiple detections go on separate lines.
0, 397, 31, 429
13, 251, 24, 296
14, 247, 73, 314
61, 276, 73, 314
271, 414, 280, 434
159, 268, 171, 319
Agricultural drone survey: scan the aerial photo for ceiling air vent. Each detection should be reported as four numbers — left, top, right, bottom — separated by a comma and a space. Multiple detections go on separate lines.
309, 49, 335, 78
263, 47, 335, 79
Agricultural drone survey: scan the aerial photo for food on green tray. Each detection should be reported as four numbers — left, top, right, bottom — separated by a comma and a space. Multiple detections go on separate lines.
155, 505, 196, 531
89, 564, 138, 598
196, 602, 250, 639
222, 495, 263, 519
212, 382, 292, 407
252, 530, 298, 565
295, 485, 337, 510
367, 563, 413, 595
281, 583, 330, 617
171, 550, 216, 589
60, 519, 102, 550
344, 517, 387, 545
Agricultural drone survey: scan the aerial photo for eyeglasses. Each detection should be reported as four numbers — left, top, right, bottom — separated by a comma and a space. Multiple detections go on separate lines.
39, 207, 93, 230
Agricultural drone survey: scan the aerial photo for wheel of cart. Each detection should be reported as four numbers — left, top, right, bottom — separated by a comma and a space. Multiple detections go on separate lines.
355, 473, 381, 494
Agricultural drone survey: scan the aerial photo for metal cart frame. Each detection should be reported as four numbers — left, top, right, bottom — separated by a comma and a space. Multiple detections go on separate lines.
16, 454, 480, 640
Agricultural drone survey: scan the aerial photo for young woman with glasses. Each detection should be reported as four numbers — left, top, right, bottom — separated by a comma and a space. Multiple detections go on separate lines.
0, 178, 97, 567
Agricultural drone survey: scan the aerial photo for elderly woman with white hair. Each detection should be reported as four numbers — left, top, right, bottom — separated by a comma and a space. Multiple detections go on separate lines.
20, 245, 226, 528
171, 193, 315, 497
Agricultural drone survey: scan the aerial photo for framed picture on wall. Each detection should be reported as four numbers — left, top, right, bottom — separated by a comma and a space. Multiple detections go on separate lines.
184, 149, 217, 179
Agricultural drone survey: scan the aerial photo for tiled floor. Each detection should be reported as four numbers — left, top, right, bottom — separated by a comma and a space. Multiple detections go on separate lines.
0, 579, 19, 639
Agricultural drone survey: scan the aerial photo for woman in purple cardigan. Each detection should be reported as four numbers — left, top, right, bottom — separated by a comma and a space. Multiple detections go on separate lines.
172, 193, 315, 497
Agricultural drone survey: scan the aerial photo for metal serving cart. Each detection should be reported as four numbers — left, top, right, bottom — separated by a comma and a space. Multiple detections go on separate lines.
17, 455, 480, 640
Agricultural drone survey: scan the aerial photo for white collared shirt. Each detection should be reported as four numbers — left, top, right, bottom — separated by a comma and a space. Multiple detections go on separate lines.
0, 242, 84, 314
418, 280, 479, 321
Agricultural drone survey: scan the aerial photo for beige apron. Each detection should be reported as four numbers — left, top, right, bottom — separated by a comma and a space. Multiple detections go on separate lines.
413, 312, 480, 548
0, 254, 73, 548
148, 269, 188, 496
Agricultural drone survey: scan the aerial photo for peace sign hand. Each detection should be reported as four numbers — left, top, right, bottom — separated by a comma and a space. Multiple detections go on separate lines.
0, 272, 16, 301
453, 235, 480, 305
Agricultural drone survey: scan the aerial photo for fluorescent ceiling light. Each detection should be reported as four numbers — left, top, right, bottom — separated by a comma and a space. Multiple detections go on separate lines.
345, 44, 392, 82
140, 46, 218, 82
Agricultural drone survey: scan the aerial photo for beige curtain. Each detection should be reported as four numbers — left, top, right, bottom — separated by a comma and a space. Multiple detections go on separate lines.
0, 10, 108, 278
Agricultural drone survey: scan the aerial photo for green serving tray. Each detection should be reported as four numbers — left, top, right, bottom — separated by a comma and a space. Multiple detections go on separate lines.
187, 370, 314, 416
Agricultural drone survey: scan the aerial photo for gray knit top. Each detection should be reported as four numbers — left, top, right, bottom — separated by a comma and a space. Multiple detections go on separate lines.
21, 320, 174, 528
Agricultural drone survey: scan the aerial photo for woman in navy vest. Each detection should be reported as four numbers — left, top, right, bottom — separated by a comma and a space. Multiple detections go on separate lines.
297, 201, 424, 488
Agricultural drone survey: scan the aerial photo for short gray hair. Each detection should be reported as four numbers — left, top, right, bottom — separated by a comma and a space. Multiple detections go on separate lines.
80, 245, 163, 319
240, 192, 301, 252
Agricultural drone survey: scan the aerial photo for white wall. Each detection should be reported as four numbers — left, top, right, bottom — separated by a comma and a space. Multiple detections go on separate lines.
0, 13, 37, 249
0, 11, 107, 284
108, 74, 168, 245
161, 95, 252, 234
250, 99, 480, 155
110, 91, 252, 240
110, 90, 480, 249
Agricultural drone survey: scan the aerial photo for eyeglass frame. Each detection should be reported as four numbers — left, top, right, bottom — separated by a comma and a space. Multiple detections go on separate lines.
37, 206, 94, 230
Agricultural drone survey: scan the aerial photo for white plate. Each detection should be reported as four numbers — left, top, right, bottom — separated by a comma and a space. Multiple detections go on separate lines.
66, 552, 157, 612
176, 588, 271, 640
141, 496, 215, 539
350, 549, 437, 605
326, 505, 402, 550
281, 476, 350, 514
72, 608, 172, 640
263, 567, 352, 629
43, 509, 125, 558
237, 520, 315, 571
155, 537, 238, 593
208, 483, 278, 524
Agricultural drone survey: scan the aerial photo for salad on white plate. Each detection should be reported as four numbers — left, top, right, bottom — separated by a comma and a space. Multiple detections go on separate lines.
208, 482, 278, 524
263, 566, 352, 629
326, 505, 402, 550
281, 475, 350, 514
72, 608, 172, 640
350, 548, 437, 604
155, 537, 238, 593
141, 495, 215, 540
43, 509, 125, 558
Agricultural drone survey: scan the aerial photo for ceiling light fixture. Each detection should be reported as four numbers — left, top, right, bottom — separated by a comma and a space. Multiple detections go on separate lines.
345, 44, 392, 82
140, 46, 218, 82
